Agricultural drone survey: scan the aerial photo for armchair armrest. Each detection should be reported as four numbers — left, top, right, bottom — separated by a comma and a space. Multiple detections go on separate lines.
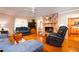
49, 34, 63, 41
47, 32, 57, 37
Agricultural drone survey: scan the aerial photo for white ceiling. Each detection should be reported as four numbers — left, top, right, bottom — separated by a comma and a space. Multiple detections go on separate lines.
0, 7, 79, 17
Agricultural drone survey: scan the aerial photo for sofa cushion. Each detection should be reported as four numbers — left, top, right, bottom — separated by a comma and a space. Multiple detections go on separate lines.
0, 34, 8, 41
3, 40, 43, 52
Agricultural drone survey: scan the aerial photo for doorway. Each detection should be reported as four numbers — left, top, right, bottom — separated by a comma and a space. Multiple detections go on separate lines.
68, 18, 79, 35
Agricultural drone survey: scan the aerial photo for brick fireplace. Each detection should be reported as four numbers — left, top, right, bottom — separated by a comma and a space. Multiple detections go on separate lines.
45, 27, 53, 33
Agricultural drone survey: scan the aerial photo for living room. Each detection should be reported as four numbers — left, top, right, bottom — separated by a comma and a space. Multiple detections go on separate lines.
0, 7, 79, 52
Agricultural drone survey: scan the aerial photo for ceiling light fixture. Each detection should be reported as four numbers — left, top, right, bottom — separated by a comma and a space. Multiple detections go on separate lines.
32, 7, 35, 13
32, 7, 35, 18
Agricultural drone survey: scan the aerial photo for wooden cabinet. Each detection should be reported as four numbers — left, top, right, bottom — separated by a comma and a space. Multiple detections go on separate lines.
68, 18, 79, 35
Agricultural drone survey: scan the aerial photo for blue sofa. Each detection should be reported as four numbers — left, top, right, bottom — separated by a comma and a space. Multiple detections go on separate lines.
16, 27, 30, 35
3, 40, 43, 52
0, 34, 43, 52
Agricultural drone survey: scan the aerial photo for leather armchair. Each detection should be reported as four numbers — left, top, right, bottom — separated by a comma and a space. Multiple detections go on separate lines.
46, 26, 68, 47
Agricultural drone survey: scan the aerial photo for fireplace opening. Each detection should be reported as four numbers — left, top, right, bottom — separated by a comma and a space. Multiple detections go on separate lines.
45, 27, 53, 33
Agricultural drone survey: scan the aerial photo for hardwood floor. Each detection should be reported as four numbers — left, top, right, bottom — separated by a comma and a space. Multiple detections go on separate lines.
22, 32, 79, 52
9, 32, 79, 52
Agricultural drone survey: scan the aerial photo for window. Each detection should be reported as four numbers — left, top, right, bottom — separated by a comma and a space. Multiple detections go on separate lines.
14, 18, 28, 30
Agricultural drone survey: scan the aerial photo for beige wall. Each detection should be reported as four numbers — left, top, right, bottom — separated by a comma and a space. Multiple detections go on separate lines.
58, 10, 79, 27
27, 16, 37, 22
58, 10, 79, 39
0, 15, 35, 35
0, 14, 33, 35
0, 13, 15, 35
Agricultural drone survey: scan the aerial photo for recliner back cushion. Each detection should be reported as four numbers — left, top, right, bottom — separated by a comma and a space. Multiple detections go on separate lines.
57, 26, 68, 38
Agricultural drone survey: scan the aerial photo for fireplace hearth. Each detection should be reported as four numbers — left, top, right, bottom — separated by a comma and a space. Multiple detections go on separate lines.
45, 27, 53, 33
